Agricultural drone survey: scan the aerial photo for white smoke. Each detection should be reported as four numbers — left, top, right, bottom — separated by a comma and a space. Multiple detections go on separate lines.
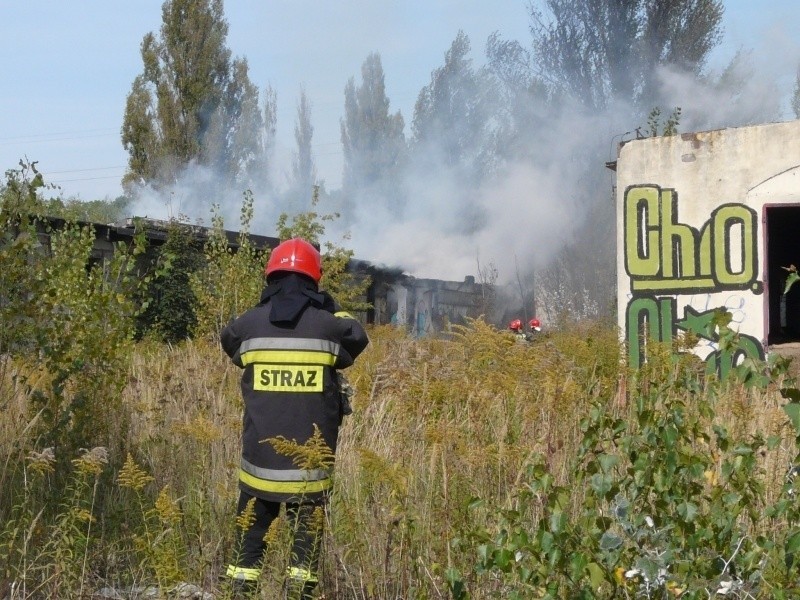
123, 12, 800, 303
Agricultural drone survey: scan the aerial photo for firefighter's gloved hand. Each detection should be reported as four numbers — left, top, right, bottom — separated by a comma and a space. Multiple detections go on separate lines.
336, 372, 354, 421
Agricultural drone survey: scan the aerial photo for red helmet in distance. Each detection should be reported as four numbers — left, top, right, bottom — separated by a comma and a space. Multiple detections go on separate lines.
529, 318, 541, 331
509, 319, 522, 331
265, 238, 322, 283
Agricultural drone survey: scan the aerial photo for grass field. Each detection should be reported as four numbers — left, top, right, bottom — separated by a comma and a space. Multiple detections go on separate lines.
2, 319, 799, 599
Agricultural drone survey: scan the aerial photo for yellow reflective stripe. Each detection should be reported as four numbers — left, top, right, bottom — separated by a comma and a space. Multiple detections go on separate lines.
226, 565, 260, 581
239, 468, 331, 494
334, 311, 354, 319
287, 565, 318, 582
240, 349, 336, 366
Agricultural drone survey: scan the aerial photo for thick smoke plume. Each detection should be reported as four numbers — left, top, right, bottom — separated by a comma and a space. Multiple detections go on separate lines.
125, 15, 800, 323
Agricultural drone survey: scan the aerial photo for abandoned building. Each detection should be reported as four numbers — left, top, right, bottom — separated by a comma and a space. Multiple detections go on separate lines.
30, 216, 489, 337
613, 119, 800, 374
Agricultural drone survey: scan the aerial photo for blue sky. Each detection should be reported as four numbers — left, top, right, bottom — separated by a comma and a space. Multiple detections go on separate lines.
1, 1, 799, 204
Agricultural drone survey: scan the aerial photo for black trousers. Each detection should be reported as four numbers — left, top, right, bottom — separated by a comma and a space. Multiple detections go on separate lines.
232, 489, 324, 576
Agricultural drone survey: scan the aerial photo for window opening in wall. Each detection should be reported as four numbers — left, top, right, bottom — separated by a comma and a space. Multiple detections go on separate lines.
765, 205, 800, 346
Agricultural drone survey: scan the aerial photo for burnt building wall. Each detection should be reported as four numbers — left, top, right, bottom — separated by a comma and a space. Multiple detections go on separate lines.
35, 216, 490, 337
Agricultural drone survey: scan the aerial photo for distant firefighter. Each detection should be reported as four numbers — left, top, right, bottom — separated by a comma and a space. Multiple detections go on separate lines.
508, 319, 528, 342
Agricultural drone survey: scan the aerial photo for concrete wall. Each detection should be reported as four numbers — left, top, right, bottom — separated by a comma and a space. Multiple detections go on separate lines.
365, 271, 487, 336
615, 119, 800, 374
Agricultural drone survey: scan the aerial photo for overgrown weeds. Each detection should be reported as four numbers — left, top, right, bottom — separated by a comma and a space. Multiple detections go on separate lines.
1, 318, 798, 598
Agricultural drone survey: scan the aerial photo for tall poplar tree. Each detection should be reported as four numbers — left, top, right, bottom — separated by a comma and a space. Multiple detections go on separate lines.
412, 31, 496, 183
340, 53, 407, 212
525, 0, 725, 110
285, 87, 317, 213
482, 0, 724, 320
121, 0, 268, 192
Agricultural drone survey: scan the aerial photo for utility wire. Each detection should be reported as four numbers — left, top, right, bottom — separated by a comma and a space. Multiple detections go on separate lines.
0, 129, 119, 145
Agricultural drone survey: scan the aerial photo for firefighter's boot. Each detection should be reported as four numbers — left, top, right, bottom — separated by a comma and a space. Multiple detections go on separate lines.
225, 566, 261, 599
230, 577, 259, 599
285, 566, 317, 600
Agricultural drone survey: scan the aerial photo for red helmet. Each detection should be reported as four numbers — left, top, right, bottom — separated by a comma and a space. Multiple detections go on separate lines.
265, 238, 322, 283
529, 318, 541, 331
508, 319, 522, 331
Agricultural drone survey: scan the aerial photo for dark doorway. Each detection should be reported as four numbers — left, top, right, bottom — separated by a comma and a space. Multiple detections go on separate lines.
765, 205, 800, 345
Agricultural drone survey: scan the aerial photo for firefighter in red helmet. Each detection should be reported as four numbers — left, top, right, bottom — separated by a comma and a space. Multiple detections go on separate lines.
508, 318, 528, 342
529, 318, 541, 333
221, 238, 369, 599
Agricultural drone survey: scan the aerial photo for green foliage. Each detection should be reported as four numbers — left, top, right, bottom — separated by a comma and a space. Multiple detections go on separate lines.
0, 163, 50, 356
42, 195, 132, 224
0, 165, 144, 460
190, 191, 265, 338
448, 327, 800, 598
26, 222, 140, 457
116, 454, 187, 588
528, 0, 723, 109
121, 0, 271, 191
287, 87, 316, 213
412, 31, 494, 185
275, 186, 371, 313
136, 219, 205, 343
644, 106, 682, 137
341, 52, 407, 204
0, 160, 50, 217
0, 447, 109, 597
783, 264, 799, 295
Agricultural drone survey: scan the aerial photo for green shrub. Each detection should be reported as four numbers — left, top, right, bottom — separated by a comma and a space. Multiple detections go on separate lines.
136, 220, 205, 343
447, 333, 800, 599
190, 193, 265, 339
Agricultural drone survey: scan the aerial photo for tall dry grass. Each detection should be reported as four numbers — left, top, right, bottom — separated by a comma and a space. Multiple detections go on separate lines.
0, 318, 796, 598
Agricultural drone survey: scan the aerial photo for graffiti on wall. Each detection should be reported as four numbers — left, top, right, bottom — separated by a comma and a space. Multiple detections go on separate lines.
623, 184, 765, 373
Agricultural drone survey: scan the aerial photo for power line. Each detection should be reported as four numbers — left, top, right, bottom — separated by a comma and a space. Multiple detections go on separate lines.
50, 174, 125, 184
44, 166, 126, 175
0, 129, 119, 145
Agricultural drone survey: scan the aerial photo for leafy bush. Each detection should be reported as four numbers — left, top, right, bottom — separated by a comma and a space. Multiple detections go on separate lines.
136, 219, 205, 343
447, 334, 800, 599
0, 164, 144, 462
190, 193, 265, 338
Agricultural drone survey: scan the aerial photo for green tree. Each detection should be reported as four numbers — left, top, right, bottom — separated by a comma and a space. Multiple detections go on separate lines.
275, 187, 371, 313
485, 32, 552, 163
136, 221, 205, 343
526, 0, 724, 110
285, 86, 318, 214
121, 0, 269, 191
412, 31, 499, 232
340, 52, 407, 215
412, 31, 496, 180
43, 195, 132, 224
202, 58, 266, 191
0, 161, 51, 356
1, 162, 144, 461
190, 192, 265, 338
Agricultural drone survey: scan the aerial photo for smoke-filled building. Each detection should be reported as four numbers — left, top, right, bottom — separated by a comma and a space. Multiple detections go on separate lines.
349, 260, 490, 336
32, 216, 489, 337
613, 119, 800, 375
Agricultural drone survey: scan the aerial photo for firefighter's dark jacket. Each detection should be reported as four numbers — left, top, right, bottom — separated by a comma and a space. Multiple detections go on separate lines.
221, 273, 369, 502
